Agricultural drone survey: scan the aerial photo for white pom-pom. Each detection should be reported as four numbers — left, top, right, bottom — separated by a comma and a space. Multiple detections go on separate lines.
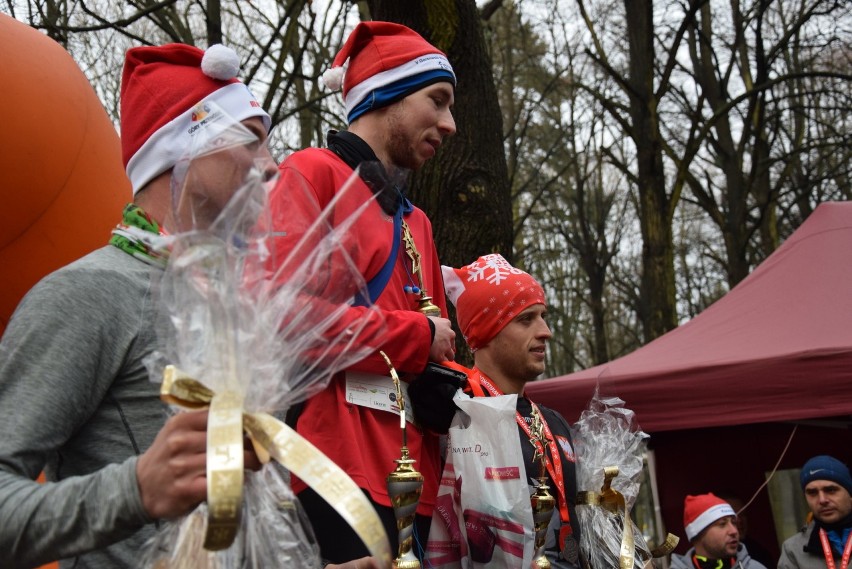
321, 66, 345, 91
201, 44, 240, 80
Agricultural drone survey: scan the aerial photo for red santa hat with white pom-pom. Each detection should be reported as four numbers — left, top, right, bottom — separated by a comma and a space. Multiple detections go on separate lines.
683, 493, 736, 541
442, 254, 545, 351
120, 43, 270, 195
321, 21, 456, 124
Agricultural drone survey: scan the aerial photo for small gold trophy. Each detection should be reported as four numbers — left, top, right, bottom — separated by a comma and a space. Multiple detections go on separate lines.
401, 220, 441, 317
381, 351, 424, 569
530, 406, 555, 569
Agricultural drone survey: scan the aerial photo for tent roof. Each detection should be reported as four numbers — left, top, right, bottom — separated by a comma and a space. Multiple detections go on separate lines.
526, 201, 852, 432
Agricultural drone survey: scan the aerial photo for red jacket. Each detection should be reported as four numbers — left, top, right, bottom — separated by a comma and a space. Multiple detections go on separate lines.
269, 148, 447, 515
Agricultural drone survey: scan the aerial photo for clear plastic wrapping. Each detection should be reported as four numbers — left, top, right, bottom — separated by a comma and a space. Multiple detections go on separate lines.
141, 103, 388, 567
572, 389, 652, 569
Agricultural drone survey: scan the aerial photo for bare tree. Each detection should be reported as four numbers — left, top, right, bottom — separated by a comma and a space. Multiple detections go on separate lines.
6, 0, 354, 157
6, 0, 850, 373
680, 0, 852, 286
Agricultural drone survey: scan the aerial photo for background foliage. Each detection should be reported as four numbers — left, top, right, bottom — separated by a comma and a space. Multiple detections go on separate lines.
3, 0, 850, 376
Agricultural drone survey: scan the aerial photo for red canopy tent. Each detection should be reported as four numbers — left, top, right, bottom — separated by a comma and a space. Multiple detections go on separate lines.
526, 200, 852, 561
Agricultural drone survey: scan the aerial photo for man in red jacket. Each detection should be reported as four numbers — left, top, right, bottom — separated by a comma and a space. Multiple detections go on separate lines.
269, 20, 457, 566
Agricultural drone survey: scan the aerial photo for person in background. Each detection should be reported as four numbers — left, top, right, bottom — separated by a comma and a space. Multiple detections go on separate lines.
671, 493, 768, 569
779, 455, 852, 569
270, 20, 457, 566
0, 43, 275, 568
715, 490, 776, 568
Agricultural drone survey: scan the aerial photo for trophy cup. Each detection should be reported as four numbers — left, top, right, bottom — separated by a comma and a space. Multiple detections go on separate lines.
401, 220, 441, 317
530, 406, 555, 569
381, 351, 424, 569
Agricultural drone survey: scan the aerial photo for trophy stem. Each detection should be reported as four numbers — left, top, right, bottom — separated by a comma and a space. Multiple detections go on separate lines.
529, 405, 554, 568
380, 351, 424, 569
531, 479, 555, 569
387, 447, 423, 569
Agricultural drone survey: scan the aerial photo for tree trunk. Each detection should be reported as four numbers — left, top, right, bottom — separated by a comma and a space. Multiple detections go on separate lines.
624, 0, 677, 340
206, 0, 222, 46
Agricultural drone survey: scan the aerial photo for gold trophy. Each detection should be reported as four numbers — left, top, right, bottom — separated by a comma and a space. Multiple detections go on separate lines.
401, 220, 441, 317
381, 351, 424, 569
530, 406, 555, 569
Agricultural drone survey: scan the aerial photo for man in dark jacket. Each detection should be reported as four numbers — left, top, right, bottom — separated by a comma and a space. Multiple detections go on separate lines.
779, 455, 852, 569
671, 493, 768, 569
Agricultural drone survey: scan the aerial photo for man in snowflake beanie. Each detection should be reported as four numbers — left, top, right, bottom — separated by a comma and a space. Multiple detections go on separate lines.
442, 253, 546, 354
670, 493, 767, 569
0, 43, 274, 568
269, 20, 458, 566
425, 254, 581, 567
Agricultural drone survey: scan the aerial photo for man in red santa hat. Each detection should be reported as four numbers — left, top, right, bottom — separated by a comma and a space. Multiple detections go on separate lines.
0, 42, 275, 567
671, 493, 768, 569
270, 20, 458, 566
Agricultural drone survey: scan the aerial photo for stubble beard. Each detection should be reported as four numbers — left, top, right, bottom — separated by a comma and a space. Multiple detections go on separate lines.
385, 108, 421, 171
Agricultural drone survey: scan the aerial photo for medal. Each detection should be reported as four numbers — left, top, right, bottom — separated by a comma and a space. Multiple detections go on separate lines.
561, 533, 579, 564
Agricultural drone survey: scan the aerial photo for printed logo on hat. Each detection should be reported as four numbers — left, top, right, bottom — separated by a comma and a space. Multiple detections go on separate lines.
187, 102, 223, 135
191, 102, 211, 122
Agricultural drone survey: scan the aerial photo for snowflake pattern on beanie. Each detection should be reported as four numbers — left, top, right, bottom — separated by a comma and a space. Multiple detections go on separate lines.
442, 254, 545, 350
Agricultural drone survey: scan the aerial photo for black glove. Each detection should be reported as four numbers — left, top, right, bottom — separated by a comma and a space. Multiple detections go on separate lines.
408, 363, 467, 434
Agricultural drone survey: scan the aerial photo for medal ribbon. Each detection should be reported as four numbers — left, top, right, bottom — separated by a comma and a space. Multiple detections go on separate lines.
160, 365, 391, 563
819, 528, 852, 569
469, 371, 572, 537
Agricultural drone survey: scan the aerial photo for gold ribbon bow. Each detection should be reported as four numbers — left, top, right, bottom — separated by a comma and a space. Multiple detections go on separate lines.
577, 466, 678, 567
161, 365, 392, 563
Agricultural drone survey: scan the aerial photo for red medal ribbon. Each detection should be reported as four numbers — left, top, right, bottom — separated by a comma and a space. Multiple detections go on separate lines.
468, 370, 573, 542
819, 528, 852, 569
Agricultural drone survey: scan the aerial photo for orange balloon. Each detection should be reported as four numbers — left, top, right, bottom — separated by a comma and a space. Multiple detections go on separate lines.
0, 14, 131, 336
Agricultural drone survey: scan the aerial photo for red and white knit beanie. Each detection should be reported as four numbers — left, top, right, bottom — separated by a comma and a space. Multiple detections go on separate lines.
321, 21, 456, 124
683, 493, 736, 541
442, 254, 545, 351
120, 43, 270, 195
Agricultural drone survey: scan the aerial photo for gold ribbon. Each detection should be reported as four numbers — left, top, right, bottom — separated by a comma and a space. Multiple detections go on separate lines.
599, 467, 635, 569
161, 365, 392, 563
649, 533, 679, 557
576, 465, 678, 565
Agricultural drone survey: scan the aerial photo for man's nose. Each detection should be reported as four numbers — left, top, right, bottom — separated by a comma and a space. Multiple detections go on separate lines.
439, 110, 456, 137
256, 148, 279, 181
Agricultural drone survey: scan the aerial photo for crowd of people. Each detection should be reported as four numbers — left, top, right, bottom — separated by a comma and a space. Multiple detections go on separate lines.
0, 17, 848, 569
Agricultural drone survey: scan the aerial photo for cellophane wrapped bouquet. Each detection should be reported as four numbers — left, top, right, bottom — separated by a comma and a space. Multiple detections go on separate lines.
140, 104, 391, 567
572, 389, 651, 569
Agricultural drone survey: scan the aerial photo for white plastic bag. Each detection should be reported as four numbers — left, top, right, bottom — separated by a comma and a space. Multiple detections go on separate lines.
425, 392, 535, 568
